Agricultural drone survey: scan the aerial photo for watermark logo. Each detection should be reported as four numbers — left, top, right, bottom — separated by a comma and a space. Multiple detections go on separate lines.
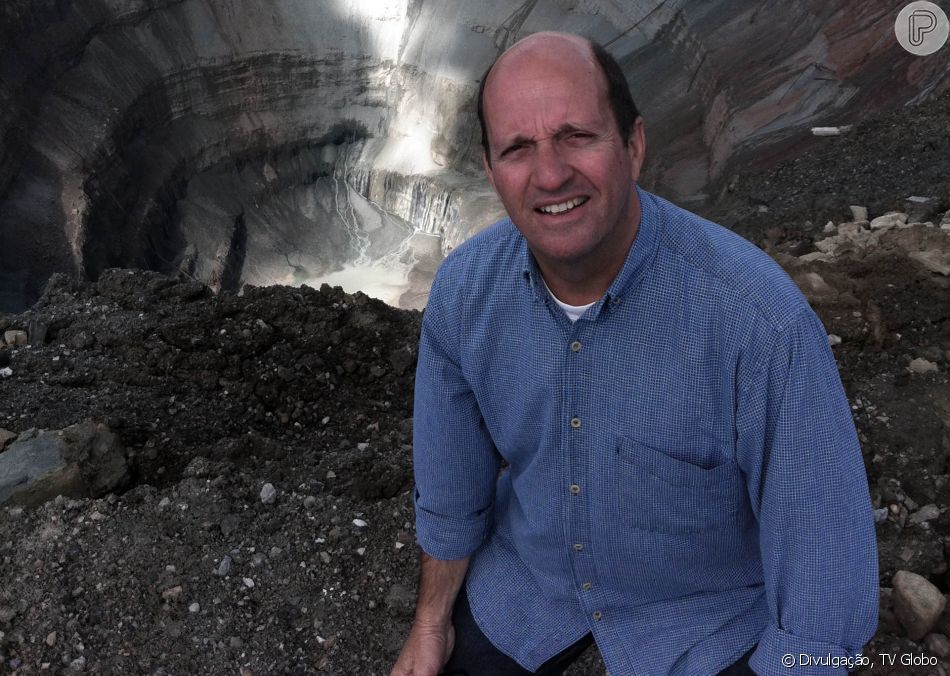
895, 1, 949, 55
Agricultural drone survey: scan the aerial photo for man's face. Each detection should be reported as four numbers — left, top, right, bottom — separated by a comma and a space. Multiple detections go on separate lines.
482, 40, 645, 270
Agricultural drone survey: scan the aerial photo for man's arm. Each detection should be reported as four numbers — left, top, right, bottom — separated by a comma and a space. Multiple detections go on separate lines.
390, 554, 469, 676
392, 256, 499, 674
736, 309, 878, 676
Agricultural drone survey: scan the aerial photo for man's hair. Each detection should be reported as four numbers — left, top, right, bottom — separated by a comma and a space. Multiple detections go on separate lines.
476, 38, 640, 164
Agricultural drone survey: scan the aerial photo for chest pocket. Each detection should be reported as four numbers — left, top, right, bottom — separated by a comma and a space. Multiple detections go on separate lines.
614, 436, 740, 535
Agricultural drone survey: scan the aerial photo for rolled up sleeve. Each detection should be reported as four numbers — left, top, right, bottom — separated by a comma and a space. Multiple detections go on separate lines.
412, 264, 500, 561
736, 310, 878, 675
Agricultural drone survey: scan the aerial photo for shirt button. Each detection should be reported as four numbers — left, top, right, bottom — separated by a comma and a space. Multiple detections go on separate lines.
570, 484, 580, 495
570, 417, 581, 429
582, 582, 592, 591
592, 611, 603, 621
570, 340, 582, 352
611, 297, 621, 306
573, 543, 584, 552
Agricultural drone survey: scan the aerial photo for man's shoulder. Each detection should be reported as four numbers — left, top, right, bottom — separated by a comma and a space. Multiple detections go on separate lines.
648, 192, 810, 331
434, 217, 522, 289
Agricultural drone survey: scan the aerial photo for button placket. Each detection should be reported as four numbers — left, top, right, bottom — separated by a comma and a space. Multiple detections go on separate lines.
565, 327, 599, 627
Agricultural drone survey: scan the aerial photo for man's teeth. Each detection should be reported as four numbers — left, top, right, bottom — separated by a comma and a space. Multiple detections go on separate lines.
538, 197, 588, 214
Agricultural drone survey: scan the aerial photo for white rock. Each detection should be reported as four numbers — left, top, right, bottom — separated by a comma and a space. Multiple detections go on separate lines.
909, 250, 950, 277
870, 212, 908, 229
242, 577, 255, 588
0, 367, 12, 379
823, 221, 836, 233
893, 570, 947, 640
910, 504, 941, 524
925, 633, 950, 658
873, 507, 889, 524
940, 211, 950, 231
356, 442, 369, 451
909, 358, 939, 374
356, 547, 366, 556
827, 334, 842, 346
849, 205, 868, 222
3, 330, 27, 347
188, 602, 200, 613
260, 483, 277, 504
216, 555, 232, 577
811, 125, 852, 136
798, 251, 834, 263
352, 518, 368, 528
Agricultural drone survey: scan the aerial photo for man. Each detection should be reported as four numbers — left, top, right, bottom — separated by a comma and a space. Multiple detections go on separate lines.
392, 32, 877, 676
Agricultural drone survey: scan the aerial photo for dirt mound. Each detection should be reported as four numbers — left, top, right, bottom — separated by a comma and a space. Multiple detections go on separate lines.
0, 271, 424, 674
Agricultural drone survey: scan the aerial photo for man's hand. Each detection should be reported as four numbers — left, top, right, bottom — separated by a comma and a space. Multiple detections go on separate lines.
390, 554, 469, 676
390, 619, 455, 676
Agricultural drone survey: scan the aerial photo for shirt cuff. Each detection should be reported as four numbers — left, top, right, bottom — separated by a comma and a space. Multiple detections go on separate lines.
414, 489, 493, 560
750, 624, 864, 675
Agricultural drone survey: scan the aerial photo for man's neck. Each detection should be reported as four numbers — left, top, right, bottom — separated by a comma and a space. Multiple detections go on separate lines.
534, 222, 640, 306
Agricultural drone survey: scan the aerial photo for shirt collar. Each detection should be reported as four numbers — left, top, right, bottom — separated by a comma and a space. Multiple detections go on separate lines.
519, 185, 661, 314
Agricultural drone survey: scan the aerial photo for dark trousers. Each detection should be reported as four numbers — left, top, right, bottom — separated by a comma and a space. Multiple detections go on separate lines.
440, 586, 757, 676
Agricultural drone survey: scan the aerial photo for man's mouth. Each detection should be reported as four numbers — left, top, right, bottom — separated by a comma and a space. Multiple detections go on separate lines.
536, 196, 589, 215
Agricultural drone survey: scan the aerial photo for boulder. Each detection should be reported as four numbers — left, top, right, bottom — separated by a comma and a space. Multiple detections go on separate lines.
909, 358, 940, 375
893, 570, 947, 640
909, 504, 942, 524
925, 633, 950, 659
0, 421, 129, 507
3, 330, 27, 347
870, 212, 909, 230
26, 319, 48, 345
790, 271, 838, 303
909, 250, 950, 277
905, 196, 938, 222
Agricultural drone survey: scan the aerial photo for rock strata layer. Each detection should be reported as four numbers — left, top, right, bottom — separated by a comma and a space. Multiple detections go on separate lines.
1, 0, 948, 311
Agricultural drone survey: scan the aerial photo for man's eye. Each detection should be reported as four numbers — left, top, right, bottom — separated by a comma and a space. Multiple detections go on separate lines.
500, 144, 526, 158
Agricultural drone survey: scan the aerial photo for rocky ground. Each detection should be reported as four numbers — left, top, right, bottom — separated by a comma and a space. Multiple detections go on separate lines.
0, 92, 950, 674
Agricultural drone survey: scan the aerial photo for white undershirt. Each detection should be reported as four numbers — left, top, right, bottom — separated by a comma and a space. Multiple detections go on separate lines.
542, 278, 596, 322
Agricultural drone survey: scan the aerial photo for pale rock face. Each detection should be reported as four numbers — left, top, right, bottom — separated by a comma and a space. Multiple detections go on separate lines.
892, 570, 947, 641
0, 0, 947, 310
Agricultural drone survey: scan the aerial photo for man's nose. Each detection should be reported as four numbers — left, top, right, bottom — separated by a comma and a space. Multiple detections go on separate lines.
531, 142, 573, 191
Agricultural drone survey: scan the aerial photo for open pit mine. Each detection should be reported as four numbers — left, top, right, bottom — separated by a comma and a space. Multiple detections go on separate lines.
1, 0, 948, 312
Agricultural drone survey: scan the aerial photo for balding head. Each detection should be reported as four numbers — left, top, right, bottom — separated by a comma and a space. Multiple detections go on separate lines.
477, 32, 640, 165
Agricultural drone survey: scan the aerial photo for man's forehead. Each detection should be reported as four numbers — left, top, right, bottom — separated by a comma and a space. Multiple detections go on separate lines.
490, 34, 597, 85
484, 43, 608, 136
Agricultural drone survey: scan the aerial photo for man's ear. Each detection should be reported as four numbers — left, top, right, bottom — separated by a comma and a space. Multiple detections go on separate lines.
626, 117, 647, 183
482, 153, 497, 192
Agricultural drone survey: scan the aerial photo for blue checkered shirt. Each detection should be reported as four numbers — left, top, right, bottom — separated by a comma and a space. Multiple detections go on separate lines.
413, 188, 878, 675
